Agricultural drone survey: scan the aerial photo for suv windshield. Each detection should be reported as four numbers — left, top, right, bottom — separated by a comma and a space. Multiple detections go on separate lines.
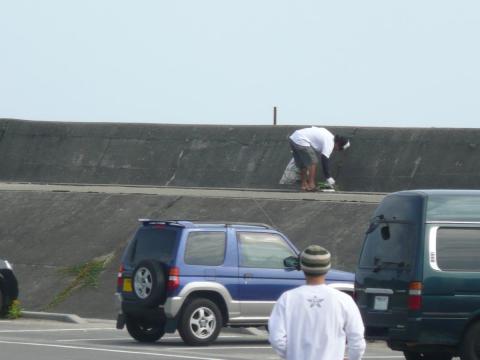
359, 221, 414, 270
130, 227, 178, 264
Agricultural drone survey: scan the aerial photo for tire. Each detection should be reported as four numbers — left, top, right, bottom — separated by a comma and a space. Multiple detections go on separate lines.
461, 321, 480, 360
132, 260, 166, 307
404, 351, 452, 360
126, 317, 165, 343
178, 298, 223, 346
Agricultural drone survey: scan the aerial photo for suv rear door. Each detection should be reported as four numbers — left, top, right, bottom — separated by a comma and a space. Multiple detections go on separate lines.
175, 229, 238, 298
120, 225, 180, 301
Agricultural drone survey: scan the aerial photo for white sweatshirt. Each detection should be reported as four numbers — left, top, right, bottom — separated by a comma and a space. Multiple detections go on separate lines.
268, 284, 366, 360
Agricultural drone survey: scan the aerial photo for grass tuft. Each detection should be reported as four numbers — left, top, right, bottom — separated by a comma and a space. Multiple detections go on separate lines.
44, 253, 114, 310
7, 300, 22, 319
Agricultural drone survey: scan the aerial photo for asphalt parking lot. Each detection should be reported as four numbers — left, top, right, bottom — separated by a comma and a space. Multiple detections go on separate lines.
0, 318, 409, 360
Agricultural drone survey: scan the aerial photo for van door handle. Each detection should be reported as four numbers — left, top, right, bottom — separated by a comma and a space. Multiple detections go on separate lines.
243, 273, 253, 278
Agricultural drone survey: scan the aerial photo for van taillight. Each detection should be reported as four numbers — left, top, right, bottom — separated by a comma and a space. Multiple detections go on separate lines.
167, 267, 180, 291
117, 264, 124, 289
408, 281, 422, 310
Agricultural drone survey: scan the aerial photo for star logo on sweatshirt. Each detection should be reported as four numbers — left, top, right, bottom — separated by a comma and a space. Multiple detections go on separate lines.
307, 296, 324, 308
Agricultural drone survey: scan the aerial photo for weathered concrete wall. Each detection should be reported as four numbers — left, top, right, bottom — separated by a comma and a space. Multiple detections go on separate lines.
0, 189, 376, 319
1, 117, 479, 319
1, 118, 480, 192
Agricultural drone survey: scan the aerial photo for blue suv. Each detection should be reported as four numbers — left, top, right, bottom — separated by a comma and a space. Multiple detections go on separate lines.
116, 220, 354, 345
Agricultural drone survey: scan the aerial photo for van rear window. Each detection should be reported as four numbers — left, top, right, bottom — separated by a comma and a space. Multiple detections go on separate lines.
131, 227, 178, 264
359, 223, 414, 268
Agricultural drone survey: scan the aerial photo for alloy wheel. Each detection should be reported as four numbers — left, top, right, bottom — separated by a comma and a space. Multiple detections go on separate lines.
134, 267, 153, 299
189, 306, 217, 339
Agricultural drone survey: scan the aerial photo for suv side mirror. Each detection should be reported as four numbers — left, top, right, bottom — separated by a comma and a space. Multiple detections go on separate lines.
284, 256, 300, 270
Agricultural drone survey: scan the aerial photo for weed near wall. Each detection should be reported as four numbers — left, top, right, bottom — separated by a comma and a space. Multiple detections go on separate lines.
44, 252, 114, 310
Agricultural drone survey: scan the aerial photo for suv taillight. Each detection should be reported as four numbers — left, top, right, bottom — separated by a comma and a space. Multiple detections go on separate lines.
408, 281, 422, 310
117, 264, 124, 289
167, 267, 180, 291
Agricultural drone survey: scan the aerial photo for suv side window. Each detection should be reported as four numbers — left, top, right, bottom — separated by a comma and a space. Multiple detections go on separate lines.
237, 232, 295, 269
436, 227, 480, 272
184, 231, 226, 266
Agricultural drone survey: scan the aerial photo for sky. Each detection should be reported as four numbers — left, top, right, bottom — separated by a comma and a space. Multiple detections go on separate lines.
1, 0, 479, 128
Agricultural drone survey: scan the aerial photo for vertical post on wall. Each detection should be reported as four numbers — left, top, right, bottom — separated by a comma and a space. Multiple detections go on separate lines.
273, 106, 277, 125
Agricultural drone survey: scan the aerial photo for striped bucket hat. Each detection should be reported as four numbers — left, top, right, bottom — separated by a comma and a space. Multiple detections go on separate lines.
300, 245, 331, 275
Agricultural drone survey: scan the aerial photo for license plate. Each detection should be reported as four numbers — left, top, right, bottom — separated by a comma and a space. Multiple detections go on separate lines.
123, 278, 132, 292
374, 295, 389, 310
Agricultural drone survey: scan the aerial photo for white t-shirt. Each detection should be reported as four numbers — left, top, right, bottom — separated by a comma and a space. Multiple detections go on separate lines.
268, 284, 366, 360
289, 127, 335, 158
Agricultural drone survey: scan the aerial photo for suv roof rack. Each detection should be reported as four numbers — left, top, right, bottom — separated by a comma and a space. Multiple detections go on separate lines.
138, 219, 273, 230
190, 221, 274, 230
138, 219, 192, 227
226, 222, 273, 229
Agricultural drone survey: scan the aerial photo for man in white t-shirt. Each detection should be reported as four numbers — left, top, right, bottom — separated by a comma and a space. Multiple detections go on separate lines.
289, 127, 350, 191
268, 245, 366, 360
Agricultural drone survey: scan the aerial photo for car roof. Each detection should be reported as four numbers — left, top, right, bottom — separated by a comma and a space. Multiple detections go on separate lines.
138, 219, 275, 230
393, 189, 480, 197
388, 190, 480, 222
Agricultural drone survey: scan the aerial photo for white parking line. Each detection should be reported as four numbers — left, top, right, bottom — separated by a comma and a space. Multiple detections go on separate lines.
0, 338, 408, 359
180, 347, 404, 358
360, 357, 404, 359
57, 337, 133, 342
0, 340, 227, 360
180, 346, 272, 350
56, 334, 244, 342
0, 327, 112, 333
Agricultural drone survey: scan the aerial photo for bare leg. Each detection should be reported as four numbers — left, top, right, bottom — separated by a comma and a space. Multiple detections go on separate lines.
307, 163, 317, 190
300, 168, 308, 190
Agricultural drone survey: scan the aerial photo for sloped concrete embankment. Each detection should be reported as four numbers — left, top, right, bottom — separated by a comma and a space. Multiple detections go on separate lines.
0, 189, 376, 319
1, 119, 480, 192
1, 118, 477, 320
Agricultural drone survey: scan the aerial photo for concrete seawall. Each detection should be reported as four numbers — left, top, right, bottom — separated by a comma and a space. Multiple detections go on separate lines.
1, 118, 480, 192
1, 118, 479, 320
0, 184, 379, 319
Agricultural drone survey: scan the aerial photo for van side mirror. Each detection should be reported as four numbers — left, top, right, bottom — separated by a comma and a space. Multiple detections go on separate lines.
381, 225, 390, 240
284, 256, 300, 270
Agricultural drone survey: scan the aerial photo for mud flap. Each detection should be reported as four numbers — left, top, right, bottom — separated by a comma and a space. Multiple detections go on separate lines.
165, 318, 178, 333
116, 313, 126, 329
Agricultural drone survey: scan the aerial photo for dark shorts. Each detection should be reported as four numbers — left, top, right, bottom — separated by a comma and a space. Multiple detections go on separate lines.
289, 139, 318, 169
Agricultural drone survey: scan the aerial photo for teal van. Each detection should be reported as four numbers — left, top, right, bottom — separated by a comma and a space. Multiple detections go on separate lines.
355, 190, 480, 360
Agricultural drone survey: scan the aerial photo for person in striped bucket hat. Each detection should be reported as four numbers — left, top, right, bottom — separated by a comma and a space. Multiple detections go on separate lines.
299, 244, 332, 275
268, 245, 366, 360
